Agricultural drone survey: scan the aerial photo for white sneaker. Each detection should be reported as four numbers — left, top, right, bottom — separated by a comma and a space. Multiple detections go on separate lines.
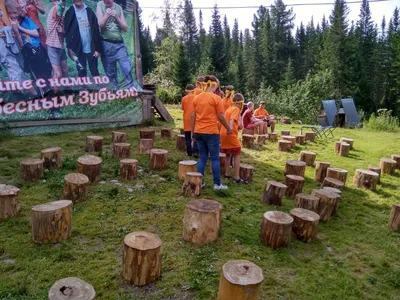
214, 184, 228, 190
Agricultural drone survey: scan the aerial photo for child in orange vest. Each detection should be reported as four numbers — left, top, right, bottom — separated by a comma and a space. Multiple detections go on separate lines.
222, 85, 234, 112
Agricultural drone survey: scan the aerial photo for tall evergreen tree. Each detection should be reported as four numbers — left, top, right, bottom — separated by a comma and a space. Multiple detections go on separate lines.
261, 10, 275, 88
252, 6, 268, 90
172, 42, 192, 90
243, 29, 257, 94
137, 3, 155, 75
210, 5, 226, 80
180, 0, 199, 74
231, 19, 240, 60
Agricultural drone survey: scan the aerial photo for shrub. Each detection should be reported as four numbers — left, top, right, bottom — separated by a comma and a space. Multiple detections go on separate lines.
156, 87, 181, 104
364, 109, 400, 132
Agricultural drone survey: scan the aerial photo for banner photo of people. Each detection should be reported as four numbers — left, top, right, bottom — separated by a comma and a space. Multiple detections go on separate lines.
0, 0, 142, 135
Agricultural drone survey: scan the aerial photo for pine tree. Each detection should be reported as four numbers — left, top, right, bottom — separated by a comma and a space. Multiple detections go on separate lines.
137, 3, 155, 75
210, 5, 226, 80
252, 6, 268, 90
261, 10, 275, 88
180, 0, 199, 75
199, 10, 207, 52
172, 42, 192, 91
281, 57, 296, 89
295, 22, 307, 79
231, 19, 240, 60
243, 29, 257, 94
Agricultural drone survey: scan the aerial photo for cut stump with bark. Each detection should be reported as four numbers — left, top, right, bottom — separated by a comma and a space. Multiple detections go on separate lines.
122, 232, 162, 286
113, 143, 131, 159
353, 169, 379, 190
285, 160, 306, 177
299, 151, 317, 166
261, 181, 287, 206
281, 130, 290, 136
340, 138, 354, 149
138, 139, 154, 154
242, 134, 255, 149
150, 149, 168, 169
242, 128, 254, 135
391, 154, 400, 170
282, 135, 296, 147
20, 159, 44, 182
305, 132, 316, 142
255, 135, 266, 145
183, 199, 222, 244
327, 167, 348, 184
269, 132, 278, 142
340, 143, 351, 157
77, 155, 102, 183
210, 153, 226, 175
182, 172, 203, 197
140, 129, 156, 140
176, 134, 186, 151
48, 277, 95, 300
380, 158, 397, 175
239, 164, 254, 183
294, 193, 320, 213
260, 211, 293, 249
86, 136, 103, 153
388, 204, 400, 232
112, 131, 127, 144
285, 175, 305, 198
0, 184, 20, 219
312, 189, 340, 221
278, 140, 292, 152
314, 162, 331, 183
63, 173, 89, 202
295, 134, 306, 145
120, 159, 138, 181
41, 147, 62, 169
368, 165, 381, 183
322, 187, 342, 195
290, 208, 320, 243
322, 177, 345, 190
334, 141, 341, 153
179, 160, 197, 180
161, 128, 172, 138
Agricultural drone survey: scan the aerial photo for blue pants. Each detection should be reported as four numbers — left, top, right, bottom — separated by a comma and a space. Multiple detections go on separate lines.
194, 133, 220, 185
184, 131, 198, 156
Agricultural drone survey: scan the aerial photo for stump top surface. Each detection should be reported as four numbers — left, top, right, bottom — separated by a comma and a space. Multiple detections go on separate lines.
120, 159, 138, 164
296, 193, 319, 201
77, 155, 102, 165
263, 211, 293, 224
316, 161, 331, 166
64, 173, 89, 184
48, 277, 95, 300
327, 167, 348, 174
179, 160, 197, 166
282, 135, 296, 139
340, 143, 351, 147
161, 128, 172, 131
222, 260, 264, 286
355, 169, 380, 177
114, 143, 130, 147
392, 154, 400, 159
240, 163, 254, 170
186, 172, 203, 177
312, 189, 340, 199
124, 231, 162, 250
86, 135, 103, 140
286, 174, 305, 181
242, 134, 255, 138
278, 140, 292, 144
267, 181, 288, 189
41, 147, 62, 154
177, 134, 185, 138
368, 165, 381, 170
392, 204, 400, 209
32, 200, 72, 212
286, 160, 306, 167
151, 149, 168, 155
380, 158, 397, 164
20, 158, 43, 165
0, 184, 20, 196
340, 137, 354, 142
322, 187, 342, 195
324, 177, 345, 185
112, 131, 126, 135
140, 138, 154, 142
290, 208, 320, 221
270, 132, 278, 135
186, 199, 222, 212
140, 128, 155, 132
301, 151, 316, 155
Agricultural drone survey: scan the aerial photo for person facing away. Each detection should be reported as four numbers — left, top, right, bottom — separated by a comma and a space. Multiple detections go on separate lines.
181, 84, 198, 157
194, 75, 205, 96
191, 75, 232, 191
222, 85, 234, 112
254, 100, 276, 133
242, 101, 268, 135
96, 0, 133, 90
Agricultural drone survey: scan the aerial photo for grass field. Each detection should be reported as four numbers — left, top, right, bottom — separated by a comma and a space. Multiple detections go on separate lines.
0, 105, 400, 299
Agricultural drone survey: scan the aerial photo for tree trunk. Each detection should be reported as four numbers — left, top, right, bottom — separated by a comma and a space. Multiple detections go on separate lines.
285, 160, 306, 177
183, 199, 222, 244
339, 143, 350, 157
353, 169, 379, 190
281, 130, 290, 136
122, 231, 162, 286
326, 167, 348, 184
322, 177, 345, 190
86, 136, 103, 153
340, 137, 354, 149
388, 204, 400, 232
77, 155, 102, 183
285, 175, 305, 198
368, 165, 381, 183
31, 200, 72, 243
242, 134, 255, 149
210, 153, 226, 175
290, 208, 320, 243
380, 158, 397, 175
304, 132, 316, 142
261, 181, 287, 206
256, 135, 266, 145
277, 140, 292, 152
312, 189, 340, 221
41, 147, 62, 169
391, 154, 400, 170
161, 128, 172, 138
314, 161, 331, 183
120, 159, 138, 181
140, 129, 156, 140
176, 134, 186, 151
182, 172, 203, 197
299, 151, 317, 166
260, 211, 293, 249
179, 160, 197, 180
282, 135, 296, 147
112, 131, 127, 144
113, 143, 131, 159
295, 134, 306, 145
63, 173, 89, 202
242, 128, 254, 135
239, 164, 254, 183
48, 277, 95, 300
295, 193, 320, 213
322, 187, 342, 195
269, 132, 278, 142
138, 138, 154, 154
0, 184, 20, 219
20, 159, 44, 182
334, 141, 341, 153
150, 149, 168, 169
217, 260, 264, 300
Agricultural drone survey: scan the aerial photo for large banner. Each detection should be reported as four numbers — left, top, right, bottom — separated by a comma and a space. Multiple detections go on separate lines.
0, 0, 142, 135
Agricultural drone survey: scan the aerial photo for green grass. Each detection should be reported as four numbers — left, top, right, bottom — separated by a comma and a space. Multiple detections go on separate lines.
0, 105, 400, 299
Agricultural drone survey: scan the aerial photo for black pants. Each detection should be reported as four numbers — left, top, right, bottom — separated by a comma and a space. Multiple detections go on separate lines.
78, 52, 99, 77
184, 131, 198, 156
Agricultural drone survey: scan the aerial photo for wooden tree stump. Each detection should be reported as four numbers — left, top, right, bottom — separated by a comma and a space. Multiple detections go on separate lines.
282, 135, 296, 147
281, 130, 290, 136
179, 160, 197, 180
269, 132, 278, 142
256, 135, 266, 145
340, 142, 351, 157
41, 147, 62, 169
140, 129, 156, 140
112, 131, 127, 144
290, 208, 320, 243
305, 132, 316, 142
285, 175, 305, 198
312, 189, 340, 221
242, 134, 255, 149
314, 161, 331, 183
20, 159, 44, 182
161, 128, 172, 138
183, 199, 222, 244
217, 260, 264, 300
380, 158, 397, 175
368, 165, 381, 183
239, 164, 254, 183
295, 193, 320, 213
63, 173, 89, 202
391, 154, 400, 170
77, 155, 102, 183
327, 167, 348, 184
138, 138, 154, 154
322, 177, 345, 190
388, 204, 400, 232
278, 140, 292, 152
340, 137, 354, 149
334, 141, 341, 153
0, 184, 20, 219
210, 153, 227, 175
48, 277, 95, 300
122, 231, 162, 286
322, 187, 342, 195
113, 143, 131, 159
86, 135, 103, 153
299, 151, 317, 166
285, 160, 306, 177
295, 134, 306, 145
242, 128, 254, 135
261, 181, 287, 206
150, 149, 168, 169
176, 134, 186, 151
353, 169, 379, 190
120, 159, 138, 181
31, 200, 72, 243
260, 211, 293, 249
182, 172, 203, 197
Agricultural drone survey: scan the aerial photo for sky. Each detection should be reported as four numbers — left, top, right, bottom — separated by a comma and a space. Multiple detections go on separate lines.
139, 0, 399, 37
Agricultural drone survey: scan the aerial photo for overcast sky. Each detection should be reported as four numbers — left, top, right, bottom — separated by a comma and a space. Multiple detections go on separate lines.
139, 0, 398, 37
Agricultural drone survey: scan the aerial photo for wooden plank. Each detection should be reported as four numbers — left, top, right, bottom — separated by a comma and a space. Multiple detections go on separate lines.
153, 96, 173, 122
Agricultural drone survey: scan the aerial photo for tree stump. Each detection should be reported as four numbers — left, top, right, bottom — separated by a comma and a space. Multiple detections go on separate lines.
281, 130, 290, 136
140, 129, 156, 140
340, 137, 354, 149
161, 128, 172, 138
278, 140, 292, 152
242, 134, 255, 149
295, 193, 320, 213
63, 173, 89, 202
391, 154, 400, 170
322, 187, 342, 195
112, 131, 127, 144
242, 128, 254, 135
0, 184, 20, 219
340, 142, 350, 157
182, 172, 203, 197
179, 128, 185, 134
368, 165, 381, 183
314, 162, 331, 183
260, 211, 293, 249
312, 189, 340, 221
255, 135, 266, 145
322, 177, 345, 190
290, 208, 320, 243
261, 181, 287, 206
183, 199, 222, 244
150, 149, 168, 169
86, 136, 103, 153
120, 159, 138, 181
388, 204, 400, 232
210, 153, 227, 175
77, 155, 102, 183
176, 134, 186, 151
31, 200, 72, 243
20, 159, 44, 182
285, 160, 306, 177
138, 138, 154, 154
217, 260, 264, 300
239, 164, 254, 183
122, 231, 162, 286
327, 167, 348, 184
334, 141, 341, 153
41, 147, 62, 169
269, 132, 278, 142
353, 169, 379, 190
295, 134, 306, 145
304, 132, 316, 142
282, 135, 296, 147
48, 277, 95, 300
285, 175, 305, 198
380, 158, 397, 175
179, 160, 197, 180
299, 151, 317, 166
113, 143, 131, 159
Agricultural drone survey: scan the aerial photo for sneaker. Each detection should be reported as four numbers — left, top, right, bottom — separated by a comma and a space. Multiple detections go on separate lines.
201, 182, 206, 189
214, 184, 228, 190
234, 178, 246, 184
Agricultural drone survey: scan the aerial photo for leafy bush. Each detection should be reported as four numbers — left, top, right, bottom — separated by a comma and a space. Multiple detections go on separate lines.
156, 87, 181, 104
364, 109, 400, 132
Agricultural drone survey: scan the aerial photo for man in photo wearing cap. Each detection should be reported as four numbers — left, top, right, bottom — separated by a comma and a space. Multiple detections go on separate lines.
254, 101, 276, 133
